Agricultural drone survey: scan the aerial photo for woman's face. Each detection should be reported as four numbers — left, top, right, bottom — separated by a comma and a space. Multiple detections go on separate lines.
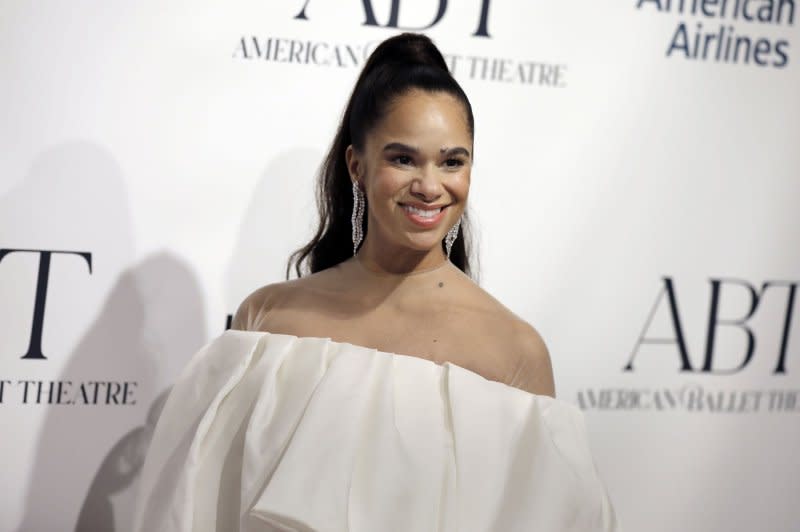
347, 89, 472, 258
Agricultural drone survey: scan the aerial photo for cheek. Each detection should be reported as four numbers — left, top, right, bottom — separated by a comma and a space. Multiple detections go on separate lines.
369, 167, 408, 205
450, 170, 471, 202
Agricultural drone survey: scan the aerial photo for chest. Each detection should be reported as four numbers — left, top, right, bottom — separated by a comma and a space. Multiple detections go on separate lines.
256, 300, 519, 386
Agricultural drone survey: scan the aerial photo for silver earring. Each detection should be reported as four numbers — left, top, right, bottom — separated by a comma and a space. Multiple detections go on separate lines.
351, 181, 365, 255
445, 217, 461, 259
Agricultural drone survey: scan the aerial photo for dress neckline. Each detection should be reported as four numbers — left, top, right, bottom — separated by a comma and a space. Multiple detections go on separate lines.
222, 329, 562, 404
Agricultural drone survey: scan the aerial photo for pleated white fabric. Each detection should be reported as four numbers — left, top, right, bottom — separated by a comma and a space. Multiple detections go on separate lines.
132, 330, 619, 532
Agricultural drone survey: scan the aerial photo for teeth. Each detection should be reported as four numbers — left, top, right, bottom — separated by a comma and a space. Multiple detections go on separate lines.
402, 205, 442, 218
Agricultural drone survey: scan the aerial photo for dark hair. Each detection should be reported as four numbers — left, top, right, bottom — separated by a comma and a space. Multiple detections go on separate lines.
287, 32, 476, 279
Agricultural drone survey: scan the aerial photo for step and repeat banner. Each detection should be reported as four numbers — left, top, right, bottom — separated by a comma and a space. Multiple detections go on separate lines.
1, 1, 798, 531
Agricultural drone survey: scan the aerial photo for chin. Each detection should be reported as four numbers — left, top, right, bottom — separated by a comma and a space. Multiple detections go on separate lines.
399, 235, 445, 253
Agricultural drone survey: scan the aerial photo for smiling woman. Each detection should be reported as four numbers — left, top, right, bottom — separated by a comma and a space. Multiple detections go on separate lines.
287, 32, 476, 277
132, 33, 619, 531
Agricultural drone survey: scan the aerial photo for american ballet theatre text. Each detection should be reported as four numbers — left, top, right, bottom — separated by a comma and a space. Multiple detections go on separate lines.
0, 248, 138, 407
580, 276, 799, 414
233, 0, 567, 87
0, 380, 137, 406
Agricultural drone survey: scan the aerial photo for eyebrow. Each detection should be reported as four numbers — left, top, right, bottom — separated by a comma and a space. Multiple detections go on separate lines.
383, 142, 419, 154
441, 146, 471, 158
382, 142, 471, 158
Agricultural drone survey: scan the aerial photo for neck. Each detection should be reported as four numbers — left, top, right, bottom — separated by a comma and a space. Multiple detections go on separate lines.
355, 238, 448, 276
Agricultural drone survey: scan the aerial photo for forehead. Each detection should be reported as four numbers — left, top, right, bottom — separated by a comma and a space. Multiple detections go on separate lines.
368, 90, 471, 145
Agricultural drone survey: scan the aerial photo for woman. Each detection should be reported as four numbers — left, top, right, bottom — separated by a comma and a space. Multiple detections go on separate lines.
133, 33, 619, 531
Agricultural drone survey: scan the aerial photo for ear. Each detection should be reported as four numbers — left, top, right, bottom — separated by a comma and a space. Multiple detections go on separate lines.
345, 144, 363, 187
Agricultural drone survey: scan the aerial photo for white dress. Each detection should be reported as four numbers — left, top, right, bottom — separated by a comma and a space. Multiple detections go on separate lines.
132, 330, 619, 531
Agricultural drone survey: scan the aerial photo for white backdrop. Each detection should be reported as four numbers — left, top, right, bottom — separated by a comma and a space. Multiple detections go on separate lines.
1, 1, 799, 531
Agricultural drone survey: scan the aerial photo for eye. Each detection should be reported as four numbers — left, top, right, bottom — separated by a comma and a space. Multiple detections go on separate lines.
443, 158, 465, 169
391, 154, 414, 166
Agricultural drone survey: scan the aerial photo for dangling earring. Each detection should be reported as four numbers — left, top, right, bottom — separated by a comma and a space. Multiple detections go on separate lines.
445, 217, 461, 259
351, 181, 365, 255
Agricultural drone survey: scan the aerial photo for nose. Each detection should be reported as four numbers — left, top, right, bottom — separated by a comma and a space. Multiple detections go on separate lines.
409, 164, 443, 202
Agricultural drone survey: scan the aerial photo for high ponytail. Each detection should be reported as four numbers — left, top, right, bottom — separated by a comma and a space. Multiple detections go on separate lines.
287, 32, 475, 279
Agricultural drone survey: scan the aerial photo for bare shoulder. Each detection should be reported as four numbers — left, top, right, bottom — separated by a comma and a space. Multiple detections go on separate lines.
454, 275, 555, 398
230, 281, 288, 331
230, 269, 340, 331
506, 318, 556, 398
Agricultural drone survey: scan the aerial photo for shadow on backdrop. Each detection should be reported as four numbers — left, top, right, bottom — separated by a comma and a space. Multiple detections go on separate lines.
2, 143, 206, 532
69, 254, 207, 532
225, 148, 321, 310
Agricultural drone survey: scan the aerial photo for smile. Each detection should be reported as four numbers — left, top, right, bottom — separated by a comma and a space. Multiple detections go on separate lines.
399, 203, 448, 227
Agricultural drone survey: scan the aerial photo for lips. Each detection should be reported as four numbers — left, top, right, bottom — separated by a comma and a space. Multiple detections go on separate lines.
399, 202, 449, 227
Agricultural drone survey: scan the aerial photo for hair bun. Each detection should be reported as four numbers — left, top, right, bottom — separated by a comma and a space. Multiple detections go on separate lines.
364, 32, 450, 74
